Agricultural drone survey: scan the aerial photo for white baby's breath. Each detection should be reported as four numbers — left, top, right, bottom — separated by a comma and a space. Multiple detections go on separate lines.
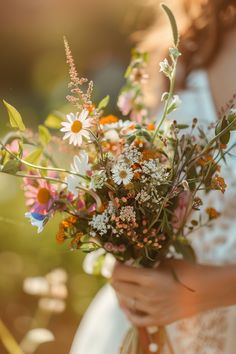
90, 170, 107, 191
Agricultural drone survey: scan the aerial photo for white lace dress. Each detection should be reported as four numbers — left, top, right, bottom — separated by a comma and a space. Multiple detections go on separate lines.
70, 70, 236, 354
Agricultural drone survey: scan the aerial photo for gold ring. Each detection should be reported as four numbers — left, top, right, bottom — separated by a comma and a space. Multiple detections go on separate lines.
128, 297, 137, 311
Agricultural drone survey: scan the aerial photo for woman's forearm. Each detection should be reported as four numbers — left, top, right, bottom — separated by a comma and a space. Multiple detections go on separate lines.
217, 264, 236, 307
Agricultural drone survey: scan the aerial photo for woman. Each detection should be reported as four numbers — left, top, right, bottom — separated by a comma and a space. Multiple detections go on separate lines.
70, 1, 236, 353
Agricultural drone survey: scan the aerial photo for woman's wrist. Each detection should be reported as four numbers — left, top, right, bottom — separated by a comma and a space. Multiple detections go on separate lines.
218, 264, 236, 306
197, 263, 236, 310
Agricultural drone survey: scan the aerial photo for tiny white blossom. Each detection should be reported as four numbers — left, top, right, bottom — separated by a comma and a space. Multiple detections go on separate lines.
159, 58, 172, 78
142, 160, 169, 184
90, 170, 107, 191
89, 202, 114, 236
167, 95, 182, 113
135, 189, 151, 203
119, 206, 136, 224
122, 145, 141, 163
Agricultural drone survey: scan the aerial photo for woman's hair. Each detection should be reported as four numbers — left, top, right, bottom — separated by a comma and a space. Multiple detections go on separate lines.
136, 0, 236, 107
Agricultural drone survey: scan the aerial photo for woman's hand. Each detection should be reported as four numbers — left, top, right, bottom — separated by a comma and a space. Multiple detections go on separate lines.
111, 260, 236, 327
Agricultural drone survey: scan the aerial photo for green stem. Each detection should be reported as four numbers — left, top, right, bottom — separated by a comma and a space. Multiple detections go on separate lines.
152, 56, 178, 142
0, 141, 88, 181
14, 173, 66, 185
0, 320, 25, 354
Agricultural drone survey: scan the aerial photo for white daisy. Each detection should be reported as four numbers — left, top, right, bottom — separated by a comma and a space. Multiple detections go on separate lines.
60, 110, 92, 146
66, 152, 91, 197
112, 163, 133, 185
73, 152, 91, 175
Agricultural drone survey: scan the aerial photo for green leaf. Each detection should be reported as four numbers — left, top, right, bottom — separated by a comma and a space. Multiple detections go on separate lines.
124, 64, 133, 79
142, 130, 152, 142
80, 243, 100, 253
44, 112, 64, 129
24, 148, 43, 164
227, 111, 236, 130
97, 95, 110, 111
2, 160, 20, 174
92, 254, 106, 276
3, 100, 26, 131
174, 239, 196, 263
38, 125, 51, 146
161, 4, 179, 47
220, 117, 230, 144
176, 124, 189, 129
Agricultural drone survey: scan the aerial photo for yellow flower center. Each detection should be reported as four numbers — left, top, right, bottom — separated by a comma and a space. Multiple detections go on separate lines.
37, 188, 51, 204
119, 170, 128, 179
71, 120, 82, 133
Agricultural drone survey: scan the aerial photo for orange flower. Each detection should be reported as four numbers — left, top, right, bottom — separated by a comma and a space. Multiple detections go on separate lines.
56, 228, 66, 244
67, 215, 77, 224
147, 123, 155, 131
61, 216, 77, 229
142, 149, 160, 161
124, 183, 135, 191
134, 137, 144, 147
83, 103, 95, 113
211, 175, 227, 193
70, 232, 84, 249
98, 203, 106, 213
197, 154, 213, 166
131, 163, 141, 170
62, 220, 71, 228
99, 115, 119, 125
206, 207, 221, 219
134, 171, 141, 180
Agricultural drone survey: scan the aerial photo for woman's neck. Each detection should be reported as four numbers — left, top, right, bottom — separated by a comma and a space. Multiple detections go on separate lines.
208, 26, 236, 113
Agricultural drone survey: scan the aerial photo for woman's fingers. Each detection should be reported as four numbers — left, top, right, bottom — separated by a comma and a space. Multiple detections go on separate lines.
112, 262, 155, 286
116, 292, 152, 314
124, 308, 153, 327
112, 280, 147, 300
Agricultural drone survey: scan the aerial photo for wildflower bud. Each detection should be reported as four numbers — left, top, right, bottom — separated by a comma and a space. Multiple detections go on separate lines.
192, 117, 198, 128
161, 92, 169, 102
182, 180, 189, 191
169, 47, 181, 59
159, 58, 172, 78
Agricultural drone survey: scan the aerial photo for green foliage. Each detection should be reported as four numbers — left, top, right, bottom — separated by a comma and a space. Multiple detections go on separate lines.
3, 100, 26, 131
97, 95, 110, 111
216, 117, 230, 144
38, 125, 51, 146
2, 159, 20, 174
44, 112, 64, 129
24, 148, 43, 164
80, 243, 100, 252
161, 3, 179, 47
173, 238, 196, 263
92, 254, 106, 276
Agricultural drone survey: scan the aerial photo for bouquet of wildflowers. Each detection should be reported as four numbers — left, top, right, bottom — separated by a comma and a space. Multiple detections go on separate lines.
1, 4, 236, 354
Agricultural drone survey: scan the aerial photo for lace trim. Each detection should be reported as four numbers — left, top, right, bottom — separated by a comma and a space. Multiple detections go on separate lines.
168, 308, 229, 354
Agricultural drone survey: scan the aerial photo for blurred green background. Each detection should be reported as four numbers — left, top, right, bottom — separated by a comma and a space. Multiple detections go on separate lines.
0, 0, 160, 353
